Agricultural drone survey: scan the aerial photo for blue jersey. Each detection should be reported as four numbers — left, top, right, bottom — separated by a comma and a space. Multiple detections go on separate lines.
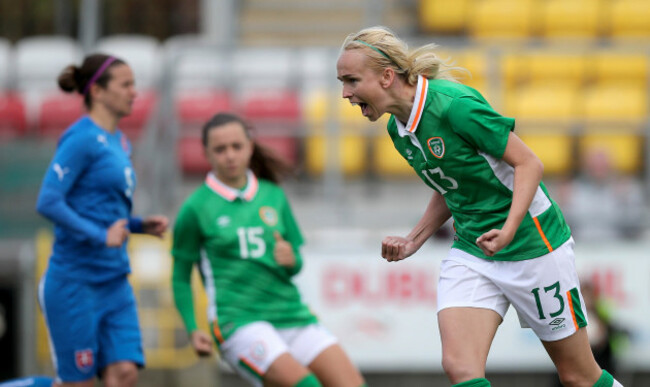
36, 116, 142, 283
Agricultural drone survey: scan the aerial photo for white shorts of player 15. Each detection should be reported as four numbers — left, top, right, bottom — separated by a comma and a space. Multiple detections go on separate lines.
438, 238, 587, 342
219, 322, 338, 387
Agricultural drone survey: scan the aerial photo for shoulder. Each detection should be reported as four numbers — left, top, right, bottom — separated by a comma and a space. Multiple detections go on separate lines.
257, 178, 290, 201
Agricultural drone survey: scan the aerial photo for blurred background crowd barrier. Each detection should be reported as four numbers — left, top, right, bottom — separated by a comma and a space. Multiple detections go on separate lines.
1, 0, 650, 386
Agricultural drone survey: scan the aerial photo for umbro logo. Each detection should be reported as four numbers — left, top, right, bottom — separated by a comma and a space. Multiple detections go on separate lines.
549, 318, 566, 331
216, 216, 230, 227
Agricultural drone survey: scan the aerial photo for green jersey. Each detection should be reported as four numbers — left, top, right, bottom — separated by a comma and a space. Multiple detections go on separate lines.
387, 76, 571, 261
172, 171, 317, 341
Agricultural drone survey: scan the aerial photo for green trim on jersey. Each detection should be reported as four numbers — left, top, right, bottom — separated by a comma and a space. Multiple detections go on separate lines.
387, 77, 571, 261
172, 177, 317, 341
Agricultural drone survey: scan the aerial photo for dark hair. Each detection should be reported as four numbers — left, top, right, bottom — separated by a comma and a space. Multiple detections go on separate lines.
201, 112, 293, 184
57, 53, 126, 109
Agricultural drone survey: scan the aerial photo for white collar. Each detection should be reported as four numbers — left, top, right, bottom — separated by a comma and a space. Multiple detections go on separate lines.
204, 170, 259, 202
395, 75, 428, 137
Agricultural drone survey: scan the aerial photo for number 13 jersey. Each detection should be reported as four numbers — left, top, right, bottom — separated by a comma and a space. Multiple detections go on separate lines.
386, 76, 571, 261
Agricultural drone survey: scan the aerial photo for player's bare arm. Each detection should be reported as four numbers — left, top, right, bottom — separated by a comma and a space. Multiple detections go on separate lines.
382, 192, 451, 262
476, 132, 544, 256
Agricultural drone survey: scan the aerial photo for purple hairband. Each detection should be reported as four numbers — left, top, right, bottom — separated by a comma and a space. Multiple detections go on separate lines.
83, 56, 117, 95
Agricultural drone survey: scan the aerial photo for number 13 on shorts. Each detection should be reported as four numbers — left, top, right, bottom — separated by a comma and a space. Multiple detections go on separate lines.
529, 281, 587, 335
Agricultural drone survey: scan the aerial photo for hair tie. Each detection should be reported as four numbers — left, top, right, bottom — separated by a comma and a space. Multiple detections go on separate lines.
83, 56, 117, 95
354, 40, 391, 60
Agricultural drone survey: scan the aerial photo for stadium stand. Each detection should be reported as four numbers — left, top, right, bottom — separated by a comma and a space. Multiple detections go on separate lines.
581, 83, 647, 122
0, 93, 27, 140
35, 93, 84, 138
578, 129, 643, 174
418, 0, 470, 34
468, 0, 537, 40
519, 131, 574, 175
609, 0, 650, 39
539, 0, 603, 41
304, 91, 368, 176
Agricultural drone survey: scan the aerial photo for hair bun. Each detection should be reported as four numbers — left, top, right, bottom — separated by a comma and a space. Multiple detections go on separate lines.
57, 65, 81, 93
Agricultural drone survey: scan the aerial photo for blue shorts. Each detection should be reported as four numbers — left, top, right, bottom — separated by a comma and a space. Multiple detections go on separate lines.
38, 271, 144, 382
0, 376, 54, 387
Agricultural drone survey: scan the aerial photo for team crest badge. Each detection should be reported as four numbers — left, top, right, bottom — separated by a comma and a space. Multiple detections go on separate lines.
427, 137, 445, 159
75, 349, 94, 372
121, 135, 130, 154
259, 206, 278, 226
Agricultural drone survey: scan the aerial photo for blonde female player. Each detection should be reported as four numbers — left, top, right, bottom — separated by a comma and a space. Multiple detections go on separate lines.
171, 113, 365, 387
336, 26, 623, 387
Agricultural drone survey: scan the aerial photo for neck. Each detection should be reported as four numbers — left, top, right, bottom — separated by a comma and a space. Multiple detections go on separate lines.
388, 79, 418, 124
88, 106, 119, 133
216, 172, 247, 190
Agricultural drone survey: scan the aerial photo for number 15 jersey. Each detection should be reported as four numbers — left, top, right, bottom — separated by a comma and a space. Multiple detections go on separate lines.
172, 171, 317, 341
386, 76, 571, 261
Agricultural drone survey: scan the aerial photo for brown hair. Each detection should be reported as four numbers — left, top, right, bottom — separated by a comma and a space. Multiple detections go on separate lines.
57, 53, 126, 108
201, 112, 293, 184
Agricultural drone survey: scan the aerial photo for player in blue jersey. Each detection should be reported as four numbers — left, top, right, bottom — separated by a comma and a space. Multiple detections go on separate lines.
35, 53, 168, 387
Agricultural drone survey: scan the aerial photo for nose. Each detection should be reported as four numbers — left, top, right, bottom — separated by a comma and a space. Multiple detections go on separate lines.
341, 86, 352, 99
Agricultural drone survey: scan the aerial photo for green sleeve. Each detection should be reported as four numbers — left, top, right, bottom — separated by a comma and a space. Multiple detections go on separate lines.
280, 191, 304, 277
172, 259, 198, 334
447, 96, 515, 159
171, 202, 203, 334
172, 202, 203, 262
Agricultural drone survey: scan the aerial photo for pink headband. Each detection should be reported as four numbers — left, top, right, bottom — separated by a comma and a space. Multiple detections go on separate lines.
83, 56, 117, 95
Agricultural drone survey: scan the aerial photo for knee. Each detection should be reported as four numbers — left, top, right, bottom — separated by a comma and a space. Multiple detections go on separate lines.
104, 362, 138, 387
441, 353, 479, 383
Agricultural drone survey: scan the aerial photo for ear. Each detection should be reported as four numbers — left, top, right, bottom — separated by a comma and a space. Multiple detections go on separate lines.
380, 67, 395, 89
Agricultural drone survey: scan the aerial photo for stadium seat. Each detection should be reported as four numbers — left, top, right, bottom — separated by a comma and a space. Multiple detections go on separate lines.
452, 50, 488, 94
119, 91, 157, 140
14, 36, 82, 93
527, 52, 587, 88
609, 0, 650, 39
239, 90, 301, 164
505, 84, 579, 123
231, 47, 294, 91
419, 0, 469, 34
578, 130, 643, 174
501, 53, 530, 90
96, 34, 162, 91
304, 91, 368, 176
0, 93, 27, 140
581, 83, 647, 122
372, 134, 415, 177
468, 0, 537, 40
588, 51, 649, 85
36, 92, 84, 138
171, 50, 229, 91
177, 136, 210, 174
176, 89, 233, 134
539, 0, 602, 40
519, 132, 574, 175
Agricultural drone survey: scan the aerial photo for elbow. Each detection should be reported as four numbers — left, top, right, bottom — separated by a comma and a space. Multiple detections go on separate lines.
533, 157, 544, 179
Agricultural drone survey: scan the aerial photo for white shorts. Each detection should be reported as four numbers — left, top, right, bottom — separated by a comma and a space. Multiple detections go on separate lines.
437, 237, 588, 342
219, 321, 338, 387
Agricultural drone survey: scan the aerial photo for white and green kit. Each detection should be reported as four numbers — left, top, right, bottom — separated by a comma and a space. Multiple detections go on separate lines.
172, 171, 317, 343
388, 76, 585, 340
387, 76, 572, 261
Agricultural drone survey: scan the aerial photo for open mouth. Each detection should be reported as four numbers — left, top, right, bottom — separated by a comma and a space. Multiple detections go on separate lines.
352, 101, 369, 116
